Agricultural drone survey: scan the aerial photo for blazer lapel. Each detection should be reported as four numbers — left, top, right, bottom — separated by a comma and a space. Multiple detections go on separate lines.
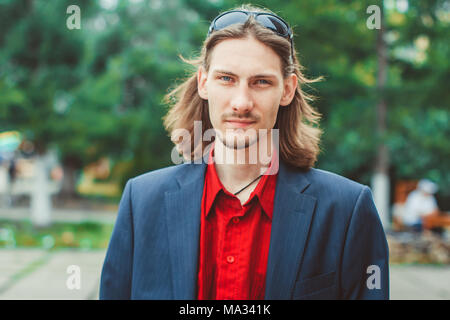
165, 162, 207, 299
264, 161, 317, 299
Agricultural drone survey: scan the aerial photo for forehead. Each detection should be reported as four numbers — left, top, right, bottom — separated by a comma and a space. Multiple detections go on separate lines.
208, 36, 283, 78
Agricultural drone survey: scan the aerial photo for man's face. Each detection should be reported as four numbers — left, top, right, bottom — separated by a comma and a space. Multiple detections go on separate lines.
197, 36, 297, 150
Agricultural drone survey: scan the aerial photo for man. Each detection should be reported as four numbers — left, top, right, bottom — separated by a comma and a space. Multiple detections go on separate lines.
402, 179, 439, 232
100, 5, 389, 300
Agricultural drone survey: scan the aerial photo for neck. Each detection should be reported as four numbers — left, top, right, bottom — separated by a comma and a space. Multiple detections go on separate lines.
213, 131, 275, 194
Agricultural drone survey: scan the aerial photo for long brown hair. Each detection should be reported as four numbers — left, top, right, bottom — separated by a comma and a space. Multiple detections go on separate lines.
163, 4, 323, 170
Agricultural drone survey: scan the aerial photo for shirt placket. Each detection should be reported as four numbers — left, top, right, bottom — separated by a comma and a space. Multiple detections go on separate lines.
216, 198, 244, 300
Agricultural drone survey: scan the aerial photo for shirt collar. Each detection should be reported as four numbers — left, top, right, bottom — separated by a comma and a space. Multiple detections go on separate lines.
204, 141, 279, 220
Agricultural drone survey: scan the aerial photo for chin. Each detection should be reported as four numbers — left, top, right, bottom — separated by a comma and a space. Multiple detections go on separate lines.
220, 134, 259, 150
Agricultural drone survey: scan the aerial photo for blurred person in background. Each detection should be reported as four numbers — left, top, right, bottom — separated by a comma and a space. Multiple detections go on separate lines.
6, 158, 17, 207
402, 179, 439, 233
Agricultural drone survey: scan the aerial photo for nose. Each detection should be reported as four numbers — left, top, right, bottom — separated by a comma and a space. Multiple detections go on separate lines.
231, 83, 254, 115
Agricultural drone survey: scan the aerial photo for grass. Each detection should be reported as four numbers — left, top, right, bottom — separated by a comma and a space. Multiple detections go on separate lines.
0, 219, 114, 250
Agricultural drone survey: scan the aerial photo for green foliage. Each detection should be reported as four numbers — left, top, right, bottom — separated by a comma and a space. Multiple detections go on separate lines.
1, 0, 448, 196
0, 219, 114, 249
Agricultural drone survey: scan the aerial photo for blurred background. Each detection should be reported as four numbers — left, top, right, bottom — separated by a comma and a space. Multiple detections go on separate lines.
0, 0, 449, 299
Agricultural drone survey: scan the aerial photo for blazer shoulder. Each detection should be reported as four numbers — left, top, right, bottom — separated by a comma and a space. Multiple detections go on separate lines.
306, 167, 368, 197
303, 168, 378, 227
128, 163, 193, 191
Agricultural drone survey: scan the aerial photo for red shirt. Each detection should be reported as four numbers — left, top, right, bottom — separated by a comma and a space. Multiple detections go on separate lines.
197, 143, 278, 300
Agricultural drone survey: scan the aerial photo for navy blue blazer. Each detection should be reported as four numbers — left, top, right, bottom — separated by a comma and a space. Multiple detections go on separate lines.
100, 159, 389, 300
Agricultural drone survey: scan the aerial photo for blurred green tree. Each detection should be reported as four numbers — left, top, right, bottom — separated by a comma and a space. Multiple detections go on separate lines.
1, 0, 448, 205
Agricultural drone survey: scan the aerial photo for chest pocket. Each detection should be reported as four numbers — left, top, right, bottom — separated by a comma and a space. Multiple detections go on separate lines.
293, 271, 336, 299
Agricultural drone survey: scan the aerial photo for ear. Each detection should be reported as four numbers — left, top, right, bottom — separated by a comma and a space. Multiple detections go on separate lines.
197, 66, 208, 100
279, 73, 298, 106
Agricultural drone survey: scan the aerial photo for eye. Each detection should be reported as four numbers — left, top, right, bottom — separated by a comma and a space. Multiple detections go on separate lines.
255, 79, 271, 85
219, 76, 233, 82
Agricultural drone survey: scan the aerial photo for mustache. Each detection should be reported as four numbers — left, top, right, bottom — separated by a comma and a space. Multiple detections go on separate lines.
221, 113, 260, 122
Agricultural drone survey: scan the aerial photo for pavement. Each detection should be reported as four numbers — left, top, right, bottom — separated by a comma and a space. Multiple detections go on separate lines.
0, 248, 449, 300
389, 264, 450, 299
0, 248, 106, 300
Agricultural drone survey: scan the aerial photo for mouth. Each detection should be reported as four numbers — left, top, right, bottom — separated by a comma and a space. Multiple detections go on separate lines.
224, 119, 256, 128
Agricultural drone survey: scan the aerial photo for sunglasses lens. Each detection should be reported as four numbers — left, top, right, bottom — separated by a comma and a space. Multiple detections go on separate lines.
214, 11, 249, 30
208, 11, 294, 59
256, 15, 289, 37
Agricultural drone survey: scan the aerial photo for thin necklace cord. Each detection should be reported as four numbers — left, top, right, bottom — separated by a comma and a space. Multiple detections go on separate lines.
233, 174, 264, 196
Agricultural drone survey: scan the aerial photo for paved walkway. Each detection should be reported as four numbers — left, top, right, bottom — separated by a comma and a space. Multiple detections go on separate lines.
0, 248, 449, 299
0, 249, 106, 300
390, 264, 450, 299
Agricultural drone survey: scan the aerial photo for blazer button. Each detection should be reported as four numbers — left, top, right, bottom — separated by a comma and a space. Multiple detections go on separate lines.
232, 217, 240, 224
226, 255, 235, 264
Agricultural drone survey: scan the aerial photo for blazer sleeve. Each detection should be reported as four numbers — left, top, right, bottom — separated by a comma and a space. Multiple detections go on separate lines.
340, 186, 390, 300
99, 179, 134, 299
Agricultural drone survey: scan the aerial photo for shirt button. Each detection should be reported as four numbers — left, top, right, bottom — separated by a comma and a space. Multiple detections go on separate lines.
226, 255, 235, 264
232, 217, 240, 224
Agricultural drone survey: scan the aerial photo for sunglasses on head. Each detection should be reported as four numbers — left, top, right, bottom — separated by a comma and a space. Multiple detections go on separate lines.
207, 10, 294, 61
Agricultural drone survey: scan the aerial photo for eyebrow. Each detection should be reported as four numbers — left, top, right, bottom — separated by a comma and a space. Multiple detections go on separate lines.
212, 69, 278, 79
